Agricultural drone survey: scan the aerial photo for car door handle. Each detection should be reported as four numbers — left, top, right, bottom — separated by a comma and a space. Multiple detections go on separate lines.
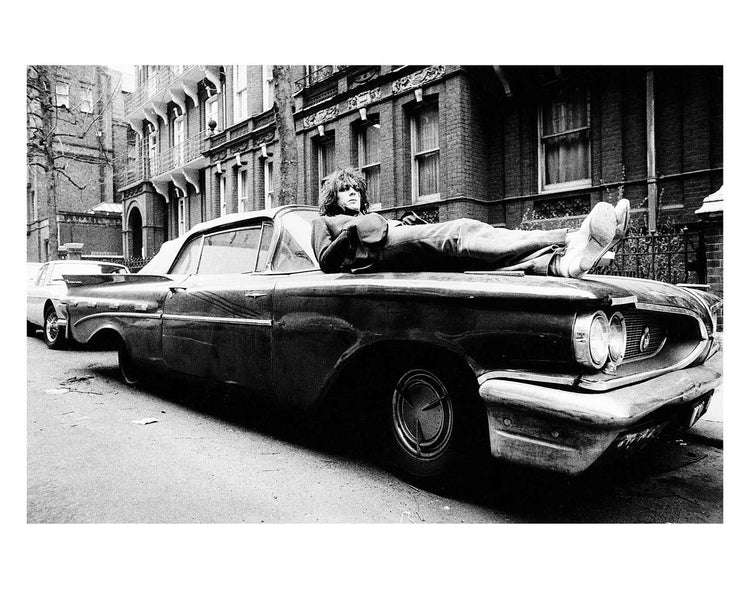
169, 286, 188, 293
245, 291, 267, 299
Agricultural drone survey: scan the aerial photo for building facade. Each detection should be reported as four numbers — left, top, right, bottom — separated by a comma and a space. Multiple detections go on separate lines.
118, 65, 722, 295
27, 65, 131, 262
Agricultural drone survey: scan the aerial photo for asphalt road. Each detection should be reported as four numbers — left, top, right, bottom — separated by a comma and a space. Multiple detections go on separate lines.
26, 335, 723, 523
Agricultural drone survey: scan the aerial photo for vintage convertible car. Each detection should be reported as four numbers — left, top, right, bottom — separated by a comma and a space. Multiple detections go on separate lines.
27, 260, 129, 349
61, 205, 723, 481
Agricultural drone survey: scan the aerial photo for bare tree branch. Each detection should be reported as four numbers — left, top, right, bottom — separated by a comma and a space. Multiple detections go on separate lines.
55, 167, 87, 190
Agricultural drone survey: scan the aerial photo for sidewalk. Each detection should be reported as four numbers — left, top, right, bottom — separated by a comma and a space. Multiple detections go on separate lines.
685, 383, 723, 447
683, 333, 723, 447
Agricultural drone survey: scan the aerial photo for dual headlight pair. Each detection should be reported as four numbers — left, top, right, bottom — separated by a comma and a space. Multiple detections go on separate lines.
573, 311, 627, 369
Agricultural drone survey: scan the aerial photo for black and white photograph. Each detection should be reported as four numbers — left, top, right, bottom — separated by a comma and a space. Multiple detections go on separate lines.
10, 2, 746, 587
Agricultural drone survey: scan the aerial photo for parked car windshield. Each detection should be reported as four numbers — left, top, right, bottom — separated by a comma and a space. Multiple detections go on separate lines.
49, 263, 128, 282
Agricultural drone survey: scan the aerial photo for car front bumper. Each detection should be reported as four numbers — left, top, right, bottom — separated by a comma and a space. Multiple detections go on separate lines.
478, 350, 723, 474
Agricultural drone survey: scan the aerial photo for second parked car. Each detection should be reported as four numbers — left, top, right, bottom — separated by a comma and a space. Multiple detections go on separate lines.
27, 260, 129, 349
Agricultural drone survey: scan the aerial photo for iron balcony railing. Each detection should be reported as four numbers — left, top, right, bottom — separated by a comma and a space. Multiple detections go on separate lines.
114, 130, 209, 188
114, 155, 148, 189
124, 65, 198, 117
294, 65, 343, 92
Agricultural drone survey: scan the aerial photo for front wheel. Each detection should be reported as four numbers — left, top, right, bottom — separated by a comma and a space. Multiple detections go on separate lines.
118, 340, 141, 386
43, 307, 67, 349
385, 365, 485, 483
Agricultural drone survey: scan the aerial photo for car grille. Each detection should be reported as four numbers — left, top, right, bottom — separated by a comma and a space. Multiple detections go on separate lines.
621, 310, 667, 362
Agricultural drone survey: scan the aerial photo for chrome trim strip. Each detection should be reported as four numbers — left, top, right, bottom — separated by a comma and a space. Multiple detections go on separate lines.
161, 313, 272, 327
478, 340, 710, 392
609, 295, 638, 306
634, 302, 708, 339
478, 371, 576, 387
73, 312, 162, 327
578, 340, 710, 391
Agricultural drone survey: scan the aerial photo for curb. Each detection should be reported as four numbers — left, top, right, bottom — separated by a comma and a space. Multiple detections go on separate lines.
682, 419, 723, 449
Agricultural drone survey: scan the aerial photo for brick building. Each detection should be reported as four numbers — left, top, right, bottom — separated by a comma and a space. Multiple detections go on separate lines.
27, 65, 131, 262
117, 65, 722, 297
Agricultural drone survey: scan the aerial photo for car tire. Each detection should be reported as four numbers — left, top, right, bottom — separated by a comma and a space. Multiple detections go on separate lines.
43, 306, 67, 349
384, 364, 486, 484
27, 321, 37, 337
117, 340, 141, 386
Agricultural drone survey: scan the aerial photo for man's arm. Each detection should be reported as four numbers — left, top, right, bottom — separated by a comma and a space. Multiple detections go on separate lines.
311, 217, 357, 273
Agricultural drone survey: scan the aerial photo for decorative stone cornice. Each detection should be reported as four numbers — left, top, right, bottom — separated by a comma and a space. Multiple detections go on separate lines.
303, 105, 339, 129
392, 65, 445, 95
346, 88, 382, 111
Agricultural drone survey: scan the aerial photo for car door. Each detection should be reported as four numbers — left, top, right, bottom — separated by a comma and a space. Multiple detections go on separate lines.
162, 222, 276, 394
26, 263, 50, 326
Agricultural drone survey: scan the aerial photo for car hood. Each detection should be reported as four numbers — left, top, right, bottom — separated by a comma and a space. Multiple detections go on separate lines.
282, 271, 717, 330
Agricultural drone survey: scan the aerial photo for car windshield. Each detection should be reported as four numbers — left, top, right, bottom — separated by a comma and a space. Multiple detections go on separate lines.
49, 263, 128, 282
272, 210, 320, 272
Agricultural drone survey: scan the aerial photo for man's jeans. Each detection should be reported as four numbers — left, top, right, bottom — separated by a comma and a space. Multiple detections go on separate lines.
369, 219, 568, 275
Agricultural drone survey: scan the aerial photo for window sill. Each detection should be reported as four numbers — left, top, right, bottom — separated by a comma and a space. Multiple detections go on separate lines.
540, 181, 592, 195
413, 194, 441, 204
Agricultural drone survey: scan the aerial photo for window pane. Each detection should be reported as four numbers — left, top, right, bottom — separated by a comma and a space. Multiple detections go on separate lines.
415, 107, 439, 152
272, 212, 317, 272
321, 140, 335, 177
544, 131, 589, 184
198, 227, 261, 274
362, 123, 380, 164
543, 86, 588, 136
255, 223, 274, 271
417, 152, 439, 196
170, 237, 202, 274
364, 166, 380, 202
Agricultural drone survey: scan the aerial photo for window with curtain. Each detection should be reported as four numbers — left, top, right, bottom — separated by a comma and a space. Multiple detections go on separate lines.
233, 65, 248, 122
238, 169, 248, 213
264, 159, 274, 209
147, 127, 158, 175
220, 175, 227, 217
540, 84, 591, 190
80, 87, 93, 113
55, 82, 69, 108
357, 117, 381, 204
205, 97, 218, 131
316, 136, 336, 195
177, 194, 187, 236
262, 65, 274, 112
411, 103, 440, 201
172, 114, 185, 167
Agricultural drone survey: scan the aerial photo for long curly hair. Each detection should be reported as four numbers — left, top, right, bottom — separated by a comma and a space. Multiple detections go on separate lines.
319, 167, 370, 216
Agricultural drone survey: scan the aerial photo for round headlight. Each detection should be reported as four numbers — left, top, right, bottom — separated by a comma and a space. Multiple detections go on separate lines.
573, 311, 610, 369
608, 312, 627, 364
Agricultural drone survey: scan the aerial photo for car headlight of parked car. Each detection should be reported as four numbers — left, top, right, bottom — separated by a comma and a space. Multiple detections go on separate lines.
573, 311, 611, 369
607, 312, 627, 365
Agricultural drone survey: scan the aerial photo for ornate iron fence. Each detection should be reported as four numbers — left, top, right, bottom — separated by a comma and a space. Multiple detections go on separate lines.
593, 230, 707, 284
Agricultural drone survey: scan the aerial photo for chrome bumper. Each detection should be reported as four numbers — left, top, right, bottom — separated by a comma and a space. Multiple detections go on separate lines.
478, 351, 722, 474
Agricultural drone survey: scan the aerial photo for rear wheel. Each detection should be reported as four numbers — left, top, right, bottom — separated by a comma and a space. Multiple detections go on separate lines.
43, 306, 67, 349
384, 363, 485, 484
118, 340, 141, 386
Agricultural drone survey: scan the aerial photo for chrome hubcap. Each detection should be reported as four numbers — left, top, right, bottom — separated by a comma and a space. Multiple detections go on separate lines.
392, 369, 454, 460
45, 312, 58, 342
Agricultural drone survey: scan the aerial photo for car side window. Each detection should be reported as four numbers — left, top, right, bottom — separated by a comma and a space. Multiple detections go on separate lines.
170, 236, 203, 275
36, 264, 49, 286
255, 222, 274, 272
197, 226, 262, 274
